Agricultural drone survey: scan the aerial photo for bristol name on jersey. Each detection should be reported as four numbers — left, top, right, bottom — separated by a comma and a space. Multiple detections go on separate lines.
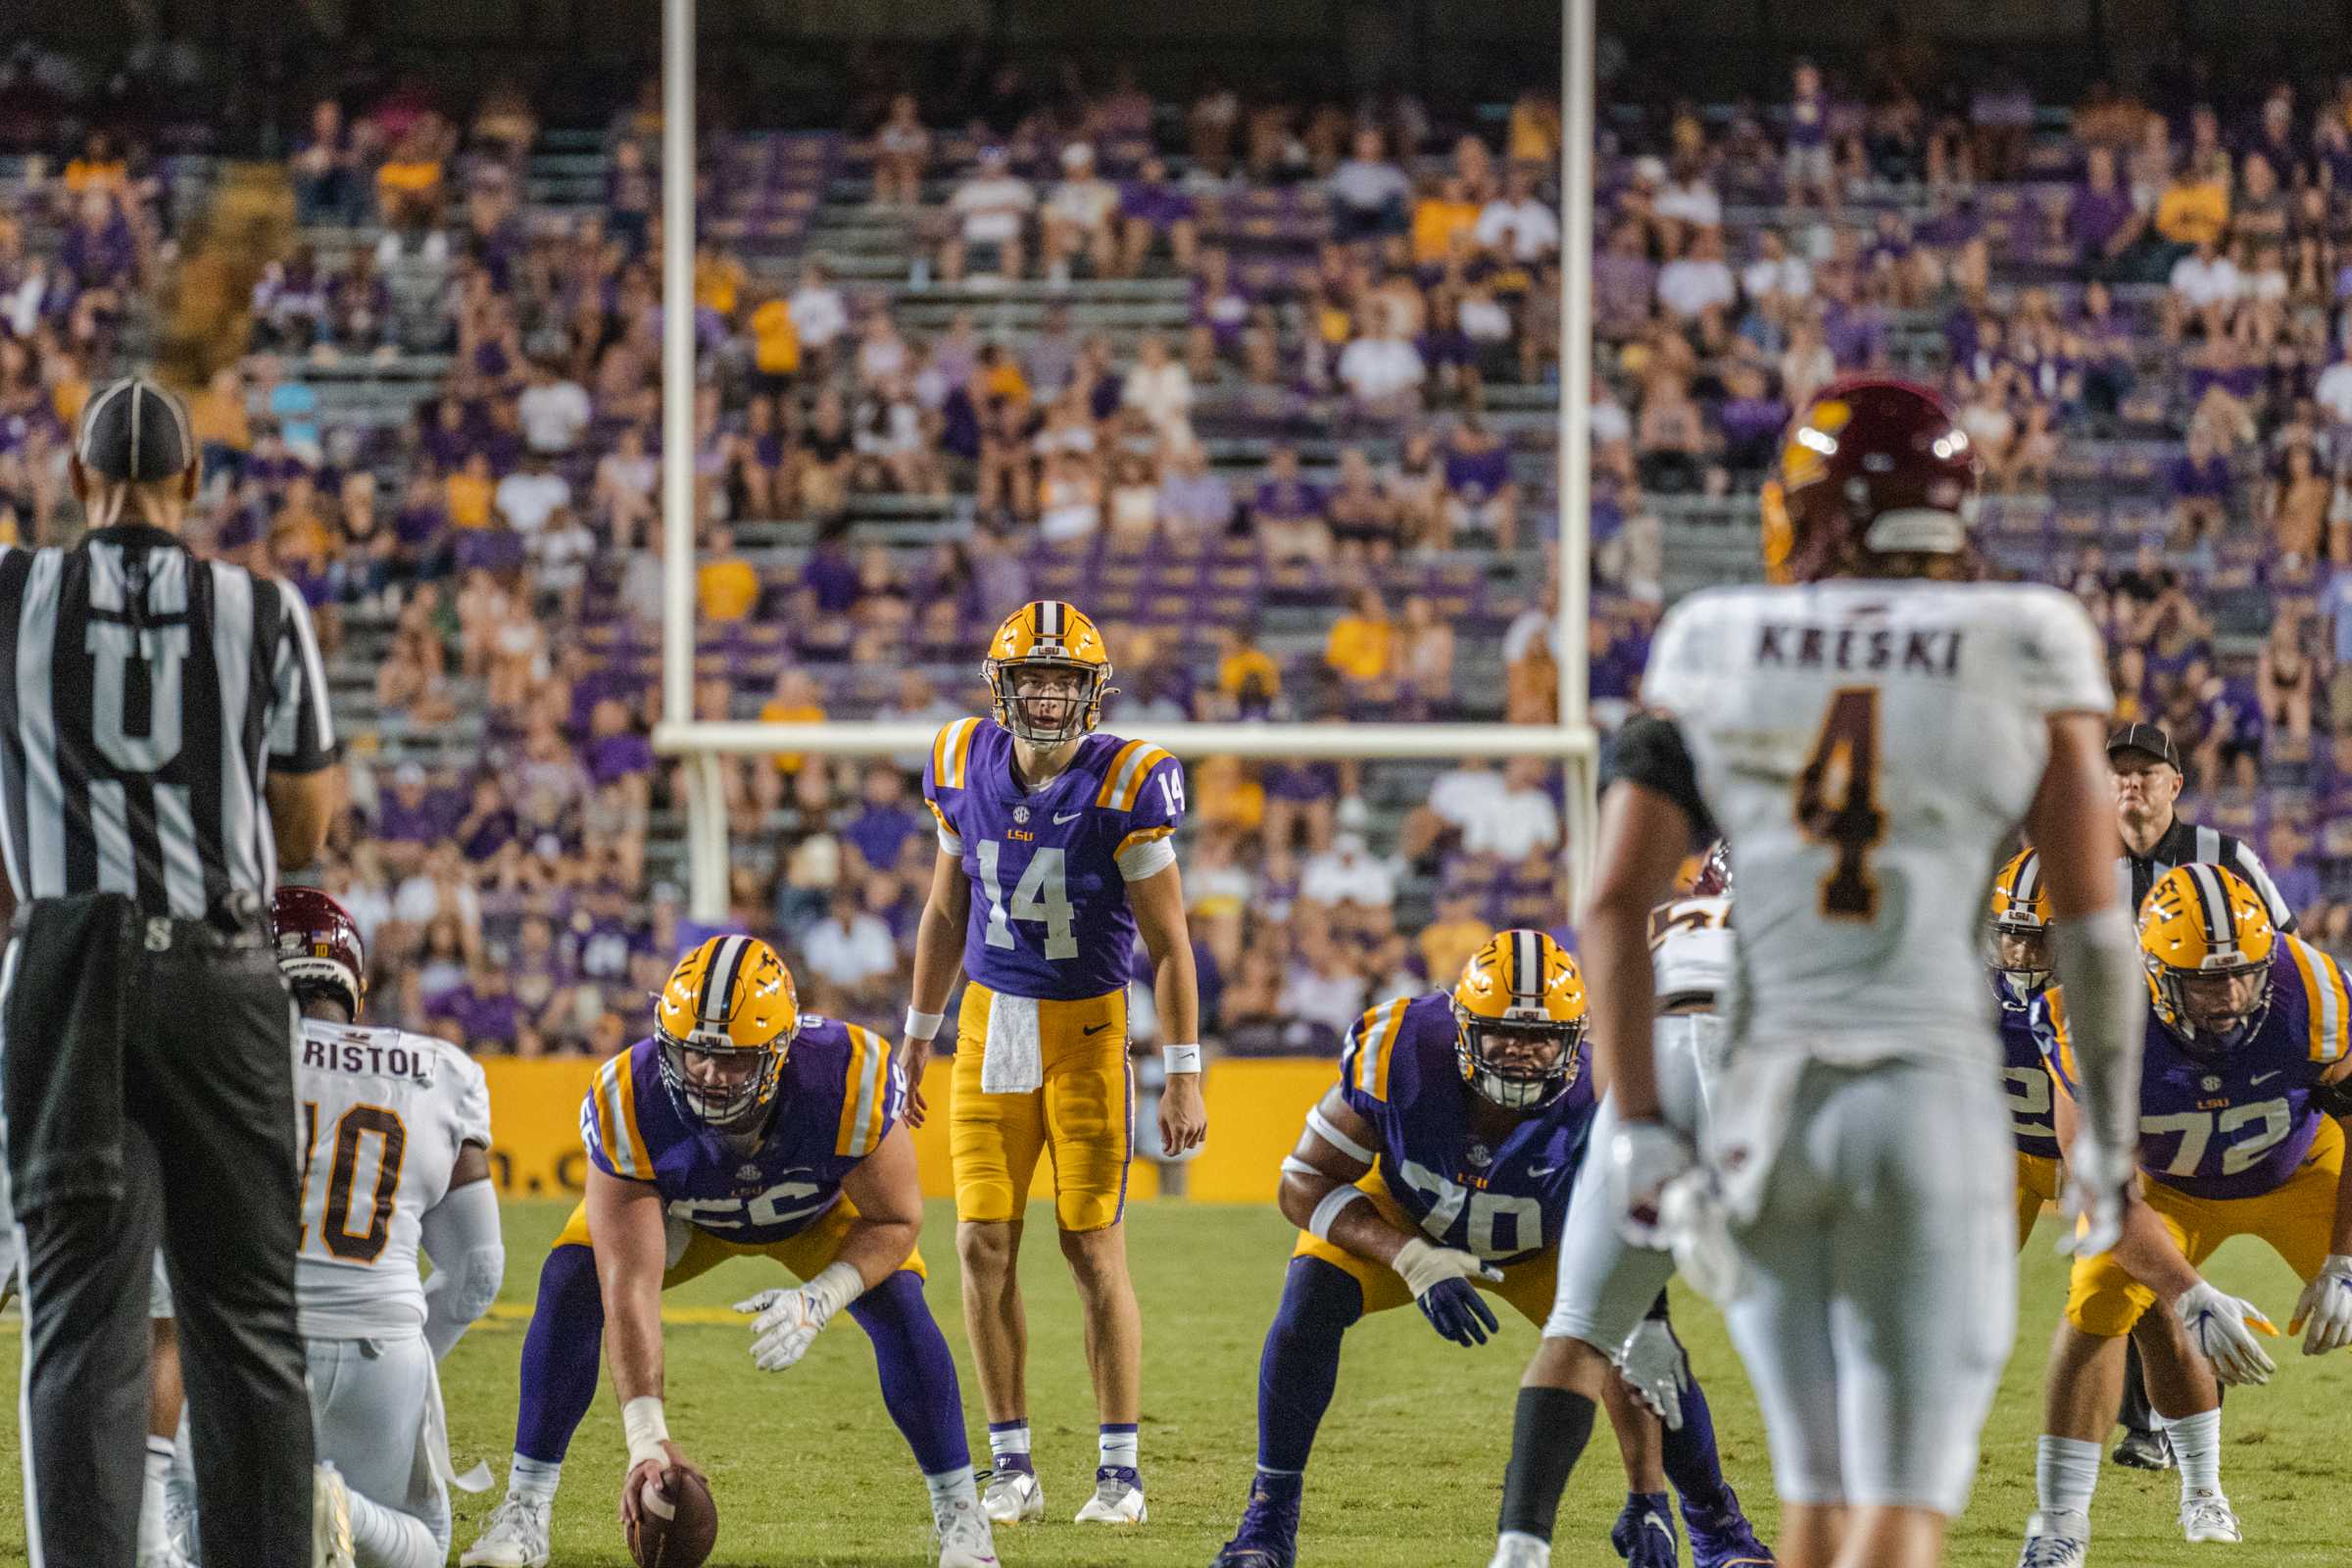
294, 1019, 491, 1340
2044, 936, 2351, 1200
2000, 983, 2062, 1160
1338, 993, 1596, 1264
1641, 579, 2111, 1067
923, 716, 1185, 1001
582, 1018, 903, 1245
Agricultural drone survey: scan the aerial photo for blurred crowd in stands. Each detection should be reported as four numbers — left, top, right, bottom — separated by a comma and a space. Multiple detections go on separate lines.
9, 32, 2352, 1054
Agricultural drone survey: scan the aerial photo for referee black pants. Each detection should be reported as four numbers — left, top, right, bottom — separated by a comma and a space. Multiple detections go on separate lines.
4, 894, 316, 1568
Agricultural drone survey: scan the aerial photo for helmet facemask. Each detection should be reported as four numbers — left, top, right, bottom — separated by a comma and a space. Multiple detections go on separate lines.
988, 657, 1109, 747
2149, 956, 2274, 1060
1985, 918, 2052, 1011
656, 1018, 791, 1131
1453, 1004, 1586, 1110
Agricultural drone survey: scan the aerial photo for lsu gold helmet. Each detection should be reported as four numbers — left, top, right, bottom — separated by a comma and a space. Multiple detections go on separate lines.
982, 600, 1114, 746
1451, 929, 1588, 1109
2140, 864, 2278, 1057
1986, 849, 2054, 1009
655, 935, 801, 1128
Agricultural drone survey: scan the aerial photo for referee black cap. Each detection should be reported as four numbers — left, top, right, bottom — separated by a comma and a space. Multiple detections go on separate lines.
75, 376, 195, 484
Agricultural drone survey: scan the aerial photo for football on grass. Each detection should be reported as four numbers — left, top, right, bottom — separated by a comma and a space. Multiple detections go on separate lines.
629, 1466, 718, 1568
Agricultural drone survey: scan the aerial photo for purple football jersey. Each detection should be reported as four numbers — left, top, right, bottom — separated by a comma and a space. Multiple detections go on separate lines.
581, 1017, 903, 1244
923, 718, 1185, 1002
1337, 992, 1595, 1263
2045, 937, 2350, 1200
2000, 980, 2062, 1160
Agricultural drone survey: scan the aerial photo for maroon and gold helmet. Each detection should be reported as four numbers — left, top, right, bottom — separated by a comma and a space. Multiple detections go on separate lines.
1760, 376, 1979, 584
273, 885, 367, 1020
1691, 841, 1733, 897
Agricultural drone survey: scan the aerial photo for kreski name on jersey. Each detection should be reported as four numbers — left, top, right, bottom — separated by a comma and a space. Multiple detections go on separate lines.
1338, 993, 1594, 1263
1754, 621, 1964, 678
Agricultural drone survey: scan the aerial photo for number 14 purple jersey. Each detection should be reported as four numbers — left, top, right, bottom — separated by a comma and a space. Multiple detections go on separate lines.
923, 717, 1186, 1002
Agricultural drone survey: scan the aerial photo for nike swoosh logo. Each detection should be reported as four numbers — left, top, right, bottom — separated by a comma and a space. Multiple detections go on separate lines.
2251, 1071, 2282, 1085
1645, 1517, 1674, 1539
1084, 1020, 1115, 1036
1528, 1164, 1564, 1178
1054, 811, 1084, 824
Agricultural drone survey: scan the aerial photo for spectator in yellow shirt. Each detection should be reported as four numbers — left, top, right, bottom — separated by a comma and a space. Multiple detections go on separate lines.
1324, 585, 1397, 698
62, 132, 126, 196
374, 126, 445, 224
1192, 754, 1266, 836
445, 454, 496, 530
748, 288, 801, 393
187, 368, 252, 471
1417, 885, 1491, 987
2154, 154, 2230, 248
758, 668, 827, 773
695, 243, 747, 317
1215, 623, 1282, 708
696, 523, 760, 622
1411, 176, 1483, 266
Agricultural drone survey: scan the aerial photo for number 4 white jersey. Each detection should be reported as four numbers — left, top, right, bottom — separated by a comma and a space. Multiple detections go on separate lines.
1642, 580, 2110, 1067
293, 1020, 492, 1340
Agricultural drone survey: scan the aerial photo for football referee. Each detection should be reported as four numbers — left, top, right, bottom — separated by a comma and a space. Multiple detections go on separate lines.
0, 378, 343, 1567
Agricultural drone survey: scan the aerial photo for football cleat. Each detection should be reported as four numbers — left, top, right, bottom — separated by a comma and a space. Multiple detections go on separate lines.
934, 1492, 1001, 1567
1211, 1473, 1301, 1567
2017, 1511, 2090, 1568
1611, 1495, 1681, 1568
980, 1466, 1045, 1525
1486, 1536, 1551, 1568
459, 1494, 554, 1568
1685, 1485, 1777, 1567
310, 1464, 356, 1568
1075, 1466, 1147, 1524
1211, 1546, 1296, 1568
2180, 1492, 2242, 1544
137, 1544, 198, 1568
2112, 1427, 2174, 1470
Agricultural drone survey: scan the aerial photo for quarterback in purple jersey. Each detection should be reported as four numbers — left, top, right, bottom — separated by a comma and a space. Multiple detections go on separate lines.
906, 600, 1206, 1526
1212, 931, 1682, 1568
460, 937, 998, 1568
2017, 865, 2352, 1562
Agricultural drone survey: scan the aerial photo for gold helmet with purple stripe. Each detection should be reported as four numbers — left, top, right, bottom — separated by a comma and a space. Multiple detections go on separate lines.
982, 600, 1114, 746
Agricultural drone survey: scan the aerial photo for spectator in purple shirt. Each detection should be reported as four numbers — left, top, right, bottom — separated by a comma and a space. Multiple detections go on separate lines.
1714, 363, 1789, 474
1439, 416, 1519, 549
841, 762, 926, 879
2166, 420, 2233, 543
1592, 221, 1657, 342
453, 772, 519, 863
1253, 445, 1333, 565
60, 190, 136, 291
1157, 439, 1236, 539
2069, 145, 2147, 276
1120, 156, 1198, 276
376, 763, 452, 878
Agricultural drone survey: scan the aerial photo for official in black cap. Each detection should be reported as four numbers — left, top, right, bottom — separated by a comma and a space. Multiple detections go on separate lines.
2, 376, 347, 1565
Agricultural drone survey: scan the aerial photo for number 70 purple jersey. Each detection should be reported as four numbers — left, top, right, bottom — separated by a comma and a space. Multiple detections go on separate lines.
923, 717, 1186, 1002
1642, 579, 2111, 1068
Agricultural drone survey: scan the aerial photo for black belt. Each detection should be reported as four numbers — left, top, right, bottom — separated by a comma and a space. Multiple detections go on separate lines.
11, 890, 272, 952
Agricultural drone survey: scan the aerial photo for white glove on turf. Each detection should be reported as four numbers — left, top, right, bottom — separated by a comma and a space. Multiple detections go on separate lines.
734, 1262, 862, 1372
2290, 1253, 2352, 1356
2175, 1279, 2279, 1387
1613, 1317, 1688, 1431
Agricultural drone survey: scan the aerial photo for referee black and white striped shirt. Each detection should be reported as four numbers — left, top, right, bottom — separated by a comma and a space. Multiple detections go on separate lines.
0, 385, 336, 920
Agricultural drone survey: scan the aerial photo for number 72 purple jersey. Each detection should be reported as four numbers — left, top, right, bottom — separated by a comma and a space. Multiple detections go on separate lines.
922, 717, 1186, 1002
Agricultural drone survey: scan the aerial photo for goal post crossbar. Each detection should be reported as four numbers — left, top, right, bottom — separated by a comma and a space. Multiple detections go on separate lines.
651, 720, 1599, 760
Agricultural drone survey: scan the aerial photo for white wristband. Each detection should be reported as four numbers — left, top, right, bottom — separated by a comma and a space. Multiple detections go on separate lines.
1163, 1043, 1202, 1074
807, 1259, 864, 1323
904, 1007, 945, 1043
621, 1396, 669, 1469
1308, 1185, 1369, 1241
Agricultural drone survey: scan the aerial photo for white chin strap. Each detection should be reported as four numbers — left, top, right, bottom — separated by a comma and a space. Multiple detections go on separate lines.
1864, 507, 1968, 555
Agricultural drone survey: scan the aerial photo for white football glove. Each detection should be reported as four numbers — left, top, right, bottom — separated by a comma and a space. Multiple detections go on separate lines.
2174, 1279, 2279, 1387
1607, 1120, 1695, 1249
2055, 1136, 2133, 1259
1613, 1318, 1688, 1431
1656, 1168, 1743, 1305
2290, 1254, 2352, 1356
734, 1262, 862, 1373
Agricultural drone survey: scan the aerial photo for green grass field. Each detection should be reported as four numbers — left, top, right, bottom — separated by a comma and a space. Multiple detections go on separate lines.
0, 1198, 2346, 1566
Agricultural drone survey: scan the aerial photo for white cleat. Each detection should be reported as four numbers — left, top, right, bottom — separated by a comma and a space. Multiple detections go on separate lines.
310, 1465, 356, 1568
935, 1493, 1002, 1566
980, 1467, 1044, 1525
2017, 1511, 2089, 1568
460, 1494, 554, 1567
1074, 1469, 1147, 1524
137, 1544, 199, 1568
1486, 1532, 1552, 1568
2180, 1493, 2242, 1544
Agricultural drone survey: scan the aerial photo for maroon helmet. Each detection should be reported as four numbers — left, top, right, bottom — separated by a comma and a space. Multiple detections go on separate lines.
1761, 375, 1978, 584
1691, 841, 1733, 897
273, 885, 367, 1019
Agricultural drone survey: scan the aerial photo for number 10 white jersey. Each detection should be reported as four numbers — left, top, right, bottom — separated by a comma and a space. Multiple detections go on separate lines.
1642, 579, 2110, 1068
292, 1019, 492, 1340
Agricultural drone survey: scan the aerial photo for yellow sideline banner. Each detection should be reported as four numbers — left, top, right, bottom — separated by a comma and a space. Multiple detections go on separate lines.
479, 1054, 1340, 1207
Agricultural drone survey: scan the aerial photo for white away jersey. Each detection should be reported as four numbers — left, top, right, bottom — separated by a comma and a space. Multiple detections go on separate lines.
293, 1020, 493, 1339
1643, 580, 2109, 1066
1649, 895, 1733, 1004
